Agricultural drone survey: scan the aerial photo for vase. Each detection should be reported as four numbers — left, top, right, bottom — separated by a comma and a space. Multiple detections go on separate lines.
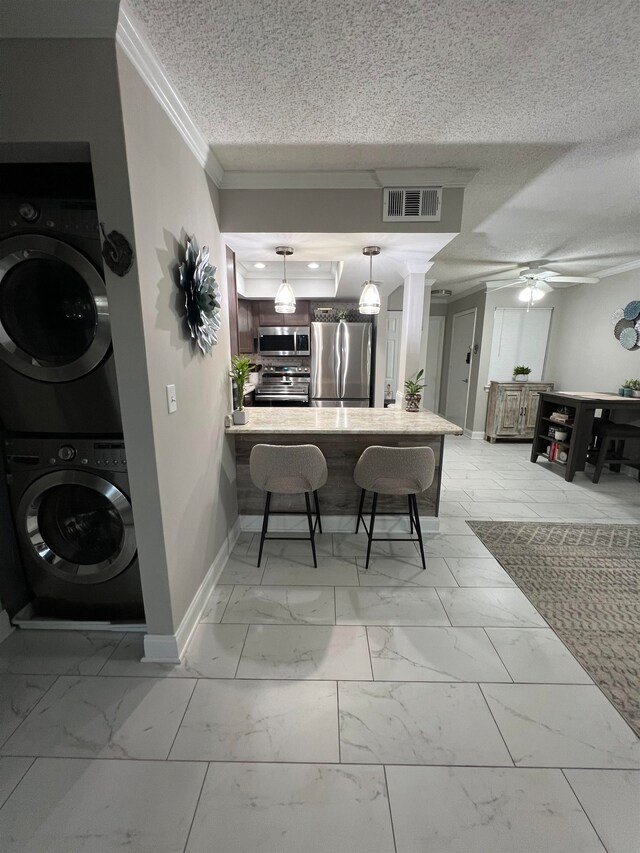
632, 390, 640, 398
623, 389, 633, 397
619, 388, 626, 396
513, 375, 528, 382
405, 393, 421, 412
233, 409, 248, 425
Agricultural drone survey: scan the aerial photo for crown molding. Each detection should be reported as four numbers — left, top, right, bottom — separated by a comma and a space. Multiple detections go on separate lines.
0, 0, 120, 37
596, 259, 640, 278
116, 5, 224, 186
220, 168, 477, 190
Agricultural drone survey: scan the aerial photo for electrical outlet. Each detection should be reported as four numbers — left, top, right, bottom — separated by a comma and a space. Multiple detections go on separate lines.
166, 384, 177, 413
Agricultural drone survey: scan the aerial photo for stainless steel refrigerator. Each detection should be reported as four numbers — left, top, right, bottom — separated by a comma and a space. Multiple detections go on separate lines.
310, 321, 372, 407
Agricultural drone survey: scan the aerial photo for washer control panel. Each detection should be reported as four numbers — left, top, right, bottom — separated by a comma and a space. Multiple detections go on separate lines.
5, 438, 127, 472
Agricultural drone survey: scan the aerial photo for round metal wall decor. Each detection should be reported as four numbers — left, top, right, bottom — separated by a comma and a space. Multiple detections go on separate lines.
619, 327, 639, 350
178, 236, 221, 354
614, 318, 634, 340
623, 300, 640, 320
610, 307, 625, 325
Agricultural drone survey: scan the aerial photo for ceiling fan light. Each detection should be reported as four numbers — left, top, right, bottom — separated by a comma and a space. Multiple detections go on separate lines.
275, 280, 296, 313
359, 281, 381, 314
519, 285, 544, 303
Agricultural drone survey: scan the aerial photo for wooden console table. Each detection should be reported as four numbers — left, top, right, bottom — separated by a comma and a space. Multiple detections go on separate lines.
531, 391, 640, 482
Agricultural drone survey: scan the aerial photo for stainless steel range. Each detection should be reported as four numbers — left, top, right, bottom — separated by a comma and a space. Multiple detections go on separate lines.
255, 365, 310, 407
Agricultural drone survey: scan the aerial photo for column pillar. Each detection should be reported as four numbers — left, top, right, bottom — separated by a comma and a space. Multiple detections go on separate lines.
396, 265, 432, 403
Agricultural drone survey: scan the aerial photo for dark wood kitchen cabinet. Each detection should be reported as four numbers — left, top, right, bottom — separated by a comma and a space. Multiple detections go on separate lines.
237, 298, 256, 353
257, 300, 310, 326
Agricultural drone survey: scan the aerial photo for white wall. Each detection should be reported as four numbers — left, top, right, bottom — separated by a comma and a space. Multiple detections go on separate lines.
545, 268, 640, 393
470, 287, 564, 433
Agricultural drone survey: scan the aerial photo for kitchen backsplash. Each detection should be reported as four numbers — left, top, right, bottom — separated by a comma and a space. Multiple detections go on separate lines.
310, 301, 372, 323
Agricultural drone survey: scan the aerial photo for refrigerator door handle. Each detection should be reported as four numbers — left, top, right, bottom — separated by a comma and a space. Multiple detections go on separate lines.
336, 322, 344, 399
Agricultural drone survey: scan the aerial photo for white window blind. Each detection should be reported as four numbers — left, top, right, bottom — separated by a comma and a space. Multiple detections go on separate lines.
488, 308, 553, 381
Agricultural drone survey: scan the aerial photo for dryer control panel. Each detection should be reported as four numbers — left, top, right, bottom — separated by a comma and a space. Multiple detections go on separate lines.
5, 437, 127, 473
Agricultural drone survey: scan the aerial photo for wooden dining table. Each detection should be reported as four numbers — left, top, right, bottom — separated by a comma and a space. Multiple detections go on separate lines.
532, 391, 640, 482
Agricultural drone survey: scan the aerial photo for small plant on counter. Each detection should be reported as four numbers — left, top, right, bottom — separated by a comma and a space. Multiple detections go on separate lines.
624, 378, 640, 397
512, 365, 532, 381
229, 355, 254, 423
404, 369, 426, 412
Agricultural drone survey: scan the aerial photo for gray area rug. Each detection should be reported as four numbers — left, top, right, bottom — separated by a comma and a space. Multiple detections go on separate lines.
467, 521, 640, 736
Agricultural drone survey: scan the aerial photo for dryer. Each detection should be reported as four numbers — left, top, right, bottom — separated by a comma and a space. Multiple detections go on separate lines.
5, 435, 144, 622
0, 162, 122, 433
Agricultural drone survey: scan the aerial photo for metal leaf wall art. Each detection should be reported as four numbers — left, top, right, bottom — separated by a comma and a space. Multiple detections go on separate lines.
178, 236, 222, 354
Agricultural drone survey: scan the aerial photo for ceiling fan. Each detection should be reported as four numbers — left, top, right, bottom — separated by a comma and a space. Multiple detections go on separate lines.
485, 261, 600, 309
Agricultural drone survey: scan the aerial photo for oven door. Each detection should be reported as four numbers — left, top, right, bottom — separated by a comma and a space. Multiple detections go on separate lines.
0, 235, 110, 382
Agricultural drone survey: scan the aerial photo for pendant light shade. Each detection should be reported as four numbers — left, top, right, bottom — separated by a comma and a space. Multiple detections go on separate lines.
360, 246, 381, 315
518, 282, 545, 312
275, 246, 296, 314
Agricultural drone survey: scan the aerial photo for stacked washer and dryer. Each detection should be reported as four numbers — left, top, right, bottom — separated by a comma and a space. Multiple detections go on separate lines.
0, 163, 144, 622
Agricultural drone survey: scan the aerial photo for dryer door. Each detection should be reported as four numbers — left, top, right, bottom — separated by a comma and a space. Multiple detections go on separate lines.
17, 471, 136, 585
0, 235, 110, 382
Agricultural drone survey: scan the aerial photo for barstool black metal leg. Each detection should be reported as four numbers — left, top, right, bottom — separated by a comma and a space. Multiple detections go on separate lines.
257, 491, 271, 568
305, 491, 318, 568
365, 492, 378, 569
408, 495, 414, 533
355, 488, 366, 533
314, 490, 323, 534
411, 493, 427, 571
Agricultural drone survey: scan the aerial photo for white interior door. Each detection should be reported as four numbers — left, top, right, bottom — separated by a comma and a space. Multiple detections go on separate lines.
423, 315, 445, 412
384, 311, 402, 402
445, 308, 477, 428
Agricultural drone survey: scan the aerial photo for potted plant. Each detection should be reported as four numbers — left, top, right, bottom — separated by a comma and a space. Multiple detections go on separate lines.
628, 379, 640, 398
622, 379, 635, 398
229, 355, 254, 424
512, 365, 532, 382
404, 369, 426, 412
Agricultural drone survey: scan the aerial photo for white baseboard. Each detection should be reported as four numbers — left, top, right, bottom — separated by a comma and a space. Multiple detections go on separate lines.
0, 609, 13, 644
143, 517, 241, 663
463, 429, 485, 440
239, 514, 440, 534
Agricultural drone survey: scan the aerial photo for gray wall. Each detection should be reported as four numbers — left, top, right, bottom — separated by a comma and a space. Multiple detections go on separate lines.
219, 187, 464, 233
545, 269, 640, 394
117, 49, 238, 629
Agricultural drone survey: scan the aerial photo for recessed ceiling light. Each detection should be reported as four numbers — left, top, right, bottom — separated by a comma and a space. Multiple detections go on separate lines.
307, 262, 320, 269
253, 262, 266, 269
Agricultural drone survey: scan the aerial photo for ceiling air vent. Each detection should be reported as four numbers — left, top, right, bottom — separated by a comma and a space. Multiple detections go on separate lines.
383, 187, 442, 222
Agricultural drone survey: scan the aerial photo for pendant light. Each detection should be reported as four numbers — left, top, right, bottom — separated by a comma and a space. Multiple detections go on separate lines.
360, 246, 381, 315
274, 246, 295, 314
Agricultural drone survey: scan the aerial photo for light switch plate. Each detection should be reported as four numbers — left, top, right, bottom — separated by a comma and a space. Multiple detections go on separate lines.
166, 384, 177, 413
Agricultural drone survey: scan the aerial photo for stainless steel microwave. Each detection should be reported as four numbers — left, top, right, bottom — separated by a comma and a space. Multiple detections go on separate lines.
258, 327, 310, 356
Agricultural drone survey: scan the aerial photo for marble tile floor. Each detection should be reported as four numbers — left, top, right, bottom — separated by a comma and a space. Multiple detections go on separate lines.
0, 436, 638, 851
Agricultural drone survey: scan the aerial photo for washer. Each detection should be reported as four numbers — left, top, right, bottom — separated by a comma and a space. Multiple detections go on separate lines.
0, 162, 122, 433
5, 436, 144, 621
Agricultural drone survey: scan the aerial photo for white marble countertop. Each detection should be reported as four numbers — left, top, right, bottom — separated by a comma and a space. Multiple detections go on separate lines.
225, 407, 463, 435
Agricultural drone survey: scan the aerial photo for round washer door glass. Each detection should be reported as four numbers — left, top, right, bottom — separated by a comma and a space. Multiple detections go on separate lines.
18, 471, 136, 585
0, 235, 111, 382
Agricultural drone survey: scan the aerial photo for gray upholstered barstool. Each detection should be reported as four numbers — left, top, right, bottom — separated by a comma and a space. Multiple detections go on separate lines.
354, 446, 435, 570
250, 444, 328, 568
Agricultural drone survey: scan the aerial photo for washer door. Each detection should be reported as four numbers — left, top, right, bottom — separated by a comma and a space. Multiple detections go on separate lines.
0, 235, 110, 382
17, 471, 136, 585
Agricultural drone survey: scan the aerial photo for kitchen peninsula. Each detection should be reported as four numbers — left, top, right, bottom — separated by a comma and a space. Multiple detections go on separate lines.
226, 408, 463, 526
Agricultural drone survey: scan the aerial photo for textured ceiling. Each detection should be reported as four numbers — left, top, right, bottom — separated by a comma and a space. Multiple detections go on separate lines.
128, 0, 640, 290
